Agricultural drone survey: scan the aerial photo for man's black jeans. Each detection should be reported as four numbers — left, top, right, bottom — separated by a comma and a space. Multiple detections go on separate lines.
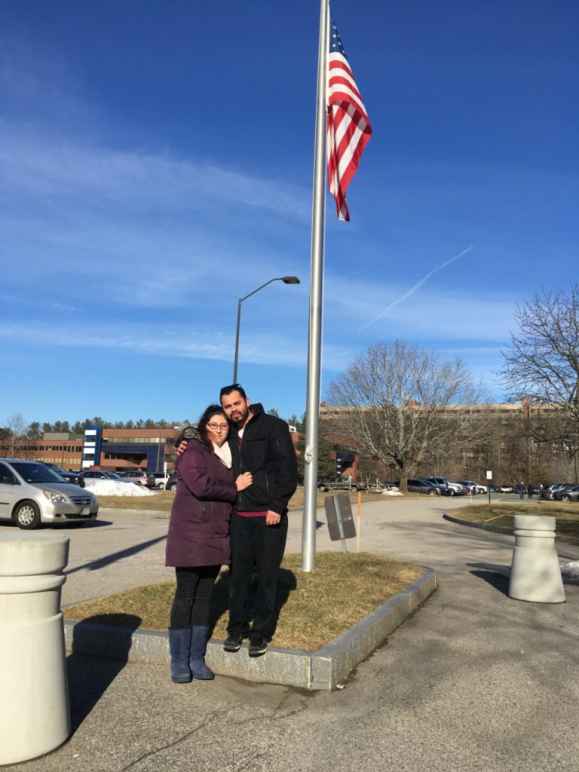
228, 512, 288, 641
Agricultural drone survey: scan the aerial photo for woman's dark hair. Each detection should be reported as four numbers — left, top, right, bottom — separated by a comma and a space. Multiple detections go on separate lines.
197, 404, 229, 449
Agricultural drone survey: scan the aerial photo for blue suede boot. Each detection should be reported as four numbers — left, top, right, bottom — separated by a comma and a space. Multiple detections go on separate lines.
169, 627, 193, 683
190, 625, 215, 680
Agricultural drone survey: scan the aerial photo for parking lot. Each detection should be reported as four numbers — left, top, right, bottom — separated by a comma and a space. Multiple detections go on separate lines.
0, 492, 536, 609
4, 494, 579, 771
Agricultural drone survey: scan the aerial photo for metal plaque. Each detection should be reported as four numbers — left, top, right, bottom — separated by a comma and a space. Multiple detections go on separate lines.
325, 494, 357, 542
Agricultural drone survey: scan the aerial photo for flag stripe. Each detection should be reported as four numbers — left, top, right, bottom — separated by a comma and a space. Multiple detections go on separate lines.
326, 23, 372, 222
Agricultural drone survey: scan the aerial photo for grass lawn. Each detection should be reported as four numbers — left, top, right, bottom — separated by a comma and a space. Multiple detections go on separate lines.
97, 487, 390, 513
64, 552, 424, 651
452, 501, 579, 544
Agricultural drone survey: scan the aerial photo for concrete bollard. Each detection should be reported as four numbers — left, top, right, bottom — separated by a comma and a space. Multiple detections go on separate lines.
509, 515, 565, 604
0, 534, 71, 766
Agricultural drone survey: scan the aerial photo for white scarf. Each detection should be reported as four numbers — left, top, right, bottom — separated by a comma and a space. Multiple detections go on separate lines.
212, 441, 232, 469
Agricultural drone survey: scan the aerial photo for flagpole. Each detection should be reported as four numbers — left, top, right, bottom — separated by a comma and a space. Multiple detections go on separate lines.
301, 0, 330, 573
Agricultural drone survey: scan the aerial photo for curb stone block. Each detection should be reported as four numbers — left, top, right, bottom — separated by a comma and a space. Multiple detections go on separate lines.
64, 568, 437, 690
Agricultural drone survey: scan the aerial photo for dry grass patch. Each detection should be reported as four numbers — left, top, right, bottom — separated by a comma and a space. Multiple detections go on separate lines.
64, 552, 424, 651
97, 492, 175, 511
97, 488, 388, 513
453, 501, 579, 543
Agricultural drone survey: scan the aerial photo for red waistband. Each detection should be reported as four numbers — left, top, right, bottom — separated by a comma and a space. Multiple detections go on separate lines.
234, 511, 266, 518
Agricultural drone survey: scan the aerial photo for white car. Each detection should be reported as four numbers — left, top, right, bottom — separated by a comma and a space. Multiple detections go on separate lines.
447, 481, 466, 496
148, 473, 170, 490
457, 480, 479, 494
0, 458, 98, 530
119, 470, 149, 486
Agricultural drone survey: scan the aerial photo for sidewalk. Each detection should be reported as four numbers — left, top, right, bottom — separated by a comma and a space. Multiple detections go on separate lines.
5, 498, 579, 771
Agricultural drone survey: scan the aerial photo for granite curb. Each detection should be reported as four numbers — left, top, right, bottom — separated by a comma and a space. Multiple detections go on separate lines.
99, 508, 168, 517
63, 568, 437, 691
443, 511, 513, 535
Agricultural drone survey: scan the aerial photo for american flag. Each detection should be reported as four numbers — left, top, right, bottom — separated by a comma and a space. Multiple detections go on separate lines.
327, 23, 372, 222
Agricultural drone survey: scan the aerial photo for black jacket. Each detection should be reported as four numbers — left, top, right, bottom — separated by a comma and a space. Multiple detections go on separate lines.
229, 404, 298, 515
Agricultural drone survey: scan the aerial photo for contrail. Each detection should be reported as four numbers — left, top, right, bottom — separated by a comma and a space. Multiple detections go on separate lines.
360, 244, 474, 331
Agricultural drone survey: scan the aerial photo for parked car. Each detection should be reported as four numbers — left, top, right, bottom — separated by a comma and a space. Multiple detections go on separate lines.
147, 473, 169, 490
499, 485, 514, 493
81, 469, 110, 480
456, 480, 479, 494
42, 462, 85, 488
423, 477, 452, 495
447, 481, 467, 496
0, 458, 98, 529
545, 483, 571, 500
318, 476, 364, 492
553, 485, 579, 502
395, 479, 439, 495
423, 477, 468, 496
165, 472, 177, 491
82, 470, 125, 482
119, 469, 148, 486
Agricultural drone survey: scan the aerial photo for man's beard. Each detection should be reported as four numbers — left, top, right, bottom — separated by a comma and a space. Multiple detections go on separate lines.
231, 407, 250, 426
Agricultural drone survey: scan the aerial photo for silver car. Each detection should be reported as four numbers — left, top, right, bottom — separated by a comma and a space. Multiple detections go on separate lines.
0, 458, 99, 530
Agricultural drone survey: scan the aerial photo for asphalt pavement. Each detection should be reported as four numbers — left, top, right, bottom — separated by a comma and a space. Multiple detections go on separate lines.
3, 495, 579, 771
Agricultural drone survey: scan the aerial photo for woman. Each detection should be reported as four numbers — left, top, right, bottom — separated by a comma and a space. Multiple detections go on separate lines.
165, 405, 252, 683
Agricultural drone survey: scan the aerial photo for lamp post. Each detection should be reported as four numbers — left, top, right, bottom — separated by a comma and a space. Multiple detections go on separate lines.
233, 276, 300, 382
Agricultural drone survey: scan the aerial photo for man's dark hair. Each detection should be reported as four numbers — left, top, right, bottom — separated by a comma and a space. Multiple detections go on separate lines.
219, 383, 247, 401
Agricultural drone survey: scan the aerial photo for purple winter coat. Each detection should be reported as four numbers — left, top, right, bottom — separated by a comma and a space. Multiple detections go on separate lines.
165, 440, 237, 568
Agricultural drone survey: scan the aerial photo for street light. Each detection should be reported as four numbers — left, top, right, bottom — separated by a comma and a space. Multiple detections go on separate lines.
233, 275, 300, 382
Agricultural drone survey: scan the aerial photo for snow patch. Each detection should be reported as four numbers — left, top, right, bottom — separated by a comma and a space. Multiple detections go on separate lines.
83, 479, 158, 497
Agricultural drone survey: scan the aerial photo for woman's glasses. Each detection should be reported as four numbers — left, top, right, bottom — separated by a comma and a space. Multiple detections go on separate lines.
207, 423, 228, 432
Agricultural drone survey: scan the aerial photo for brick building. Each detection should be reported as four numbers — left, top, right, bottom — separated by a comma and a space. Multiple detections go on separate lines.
1, 424, 303, 476
0, 427, 180, 474
320, 401, 576, 485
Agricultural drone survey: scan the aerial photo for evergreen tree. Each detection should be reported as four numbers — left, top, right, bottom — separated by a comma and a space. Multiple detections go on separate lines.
27, 422, 42, 439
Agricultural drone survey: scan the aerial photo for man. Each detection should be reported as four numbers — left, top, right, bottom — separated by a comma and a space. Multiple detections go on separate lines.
219, 384, 297, 657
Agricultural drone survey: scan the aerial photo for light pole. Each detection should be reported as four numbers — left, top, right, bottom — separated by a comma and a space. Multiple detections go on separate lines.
232, 276, 300, 382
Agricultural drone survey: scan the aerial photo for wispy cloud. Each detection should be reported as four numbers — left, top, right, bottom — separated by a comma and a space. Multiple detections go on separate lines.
359, 245, 474, 330
0, 121, 309, 310
0, 321, 354, 371
0, 125, 309, 221
324, 273, 516, 343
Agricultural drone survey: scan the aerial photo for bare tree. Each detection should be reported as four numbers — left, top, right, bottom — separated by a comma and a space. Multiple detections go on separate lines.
327, 341, 481, 491
5, 413, 28, 456
503, 285, 579, 481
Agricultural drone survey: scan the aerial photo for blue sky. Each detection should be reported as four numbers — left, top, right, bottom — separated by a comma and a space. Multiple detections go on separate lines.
1, 0, 578, 424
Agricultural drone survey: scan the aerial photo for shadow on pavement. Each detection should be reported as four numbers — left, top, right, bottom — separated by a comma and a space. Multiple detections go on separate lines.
208, 568, 298, 640
59, 520, 114, 529
468, 561, 510, 596
67, 613, 142, 734
65, 535, 167, 575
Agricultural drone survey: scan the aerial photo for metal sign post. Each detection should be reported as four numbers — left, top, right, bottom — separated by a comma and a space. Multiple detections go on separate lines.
486, 470, 493, 505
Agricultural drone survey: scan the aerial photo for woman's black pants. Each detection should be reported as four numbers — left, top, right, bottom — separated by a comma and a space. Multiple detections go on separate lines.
170, 565, 220, 628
